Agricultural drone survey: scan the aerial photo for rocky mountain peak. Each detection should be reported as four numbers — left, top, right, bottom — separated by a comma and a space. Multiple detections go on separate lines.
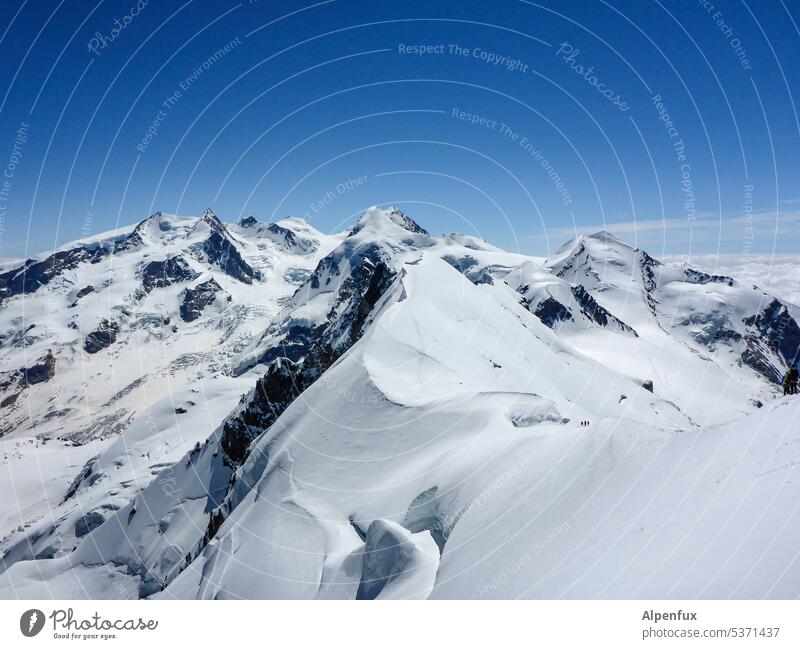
349, 206, 430, 238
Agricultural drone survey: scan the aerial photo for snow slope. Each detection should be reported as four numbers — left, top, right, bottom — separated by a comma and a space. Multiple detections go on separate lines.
506, 232, 798, 425
0, 209, 344, 572
1, 207, 798, 599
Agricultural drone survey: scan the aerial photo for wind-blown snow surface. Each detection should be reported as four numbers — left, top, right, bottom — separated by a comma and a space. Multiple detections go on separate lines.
1, 207, 799, 599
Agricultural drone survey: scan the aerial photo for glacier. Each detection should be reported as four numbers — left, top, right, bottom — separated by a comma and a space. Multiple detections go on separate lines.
1, 206, 798, 599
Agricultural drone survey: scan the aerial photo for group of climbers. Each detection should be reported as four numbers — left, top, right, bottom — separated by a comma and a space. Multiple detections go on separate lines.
784, 364, 799, 395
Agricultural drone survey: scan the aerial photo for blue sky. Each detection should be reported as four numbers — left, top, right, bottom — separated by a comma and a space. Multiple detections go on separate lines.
0, 0, 798, 259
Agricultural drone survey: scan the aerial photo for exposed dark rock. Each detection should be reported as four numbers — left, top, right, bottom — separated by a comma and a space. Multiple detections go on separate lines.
204, 509, 226, 542
61, 458, 97, 503
552, 241, 587, 280
243, 324, 318, 371
248, 222, 319, 255
442, 255, 495, 285
179, 278, 222, 322
265, 223, 298, 246
309, 256, 340, 289
115, 230, 145, 253
685, 268, 734, 287
33, 546, 59, 560
219, 358, 303, 469
571, 285, 638, 336
638, 250, 661, 293
741, 299, 800, 383
638, 250, 661, 313
130, 222, 410, 591
238, 216, 258, 227
191, 209, 261, 283
23, 350, 56, 385
214, 247, 399, 518
390, 209, 430, 235
0, 323, 37, 349
70, 285, 95, 306
681, 312, 742, 350
642, 380, 654, 393
0, 245, 107, 304
198, 208, 225, 231
140, 256, 197, 293
0, 351, 57, 413
350, 261, 392, 343
114, 212, 169, 252
0, 371, 14, 392
201, 230, 260, 284
244, 244, 398, 374
349, 207, 429, 237
84, 320, 119, 354
74, 511, 105, 538
533, 297, 574, 328
443, 255, 477, 275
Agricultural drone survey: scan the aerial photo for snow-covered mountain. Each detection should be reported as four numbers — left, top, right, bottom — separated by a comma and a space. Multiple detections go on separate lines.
1, 207, 798, 599
0, 209, 344, 566
0, 208, 343, 439
508, 231, 800, 424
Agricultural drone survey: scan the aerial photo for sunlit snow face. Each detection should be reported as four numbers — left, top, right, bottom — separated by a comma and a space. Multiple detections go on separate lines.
1, 207, 798, 601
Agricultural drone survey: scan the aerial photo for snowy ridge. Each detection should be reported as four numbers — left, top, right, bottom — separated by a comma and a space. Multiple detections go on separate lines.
1, 207, 799, 599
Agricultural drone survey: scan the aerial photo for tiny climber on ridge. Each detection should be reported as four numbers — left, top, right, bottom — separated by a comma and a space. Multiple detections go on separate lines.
784, 363, 799, 396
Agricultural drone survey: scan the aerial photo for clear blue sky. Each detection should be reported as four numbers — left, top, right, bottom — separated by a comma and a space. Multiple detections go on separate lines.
0, 0, 798, 259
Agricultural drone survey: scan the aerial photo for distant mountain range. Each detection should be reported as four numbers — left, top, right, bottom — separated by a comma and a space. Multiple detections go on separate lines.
1, 206, 798, 599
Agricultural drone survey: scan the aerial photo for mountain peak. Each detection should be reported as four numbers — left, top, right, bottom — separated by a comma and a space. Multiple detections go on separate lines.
200, 208, 222, 226
549, 229, 635, 260
278, 216, 311, 228
131, 210, 166, 232
117, 211, 176, 250
350, 206, 429, 237
189, 208, 229, 239
586, 230, 629, 245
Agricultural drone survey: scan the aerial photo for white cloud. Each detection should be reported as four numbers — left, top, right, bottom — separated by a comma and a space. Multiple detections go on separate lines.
663, 253, 800, 306
526, 210, 800, 255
